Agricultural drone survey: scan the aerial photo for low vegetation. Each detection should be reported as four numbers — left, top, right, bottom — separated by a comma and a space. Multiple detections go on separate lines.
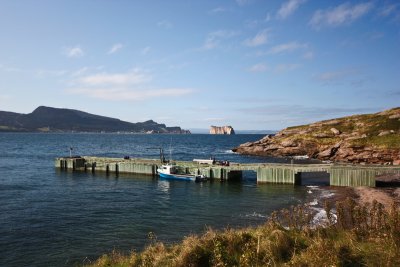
87, 199, 400, 267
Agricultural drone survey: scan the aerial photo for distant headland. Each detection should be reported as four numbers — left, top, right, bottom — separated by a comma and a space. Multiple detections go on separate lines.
0, 106, 190, 134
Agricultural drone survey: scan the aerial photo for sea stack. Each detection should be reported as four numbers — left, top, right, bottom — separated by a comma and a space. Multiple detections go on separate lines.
210, 126, 235, 135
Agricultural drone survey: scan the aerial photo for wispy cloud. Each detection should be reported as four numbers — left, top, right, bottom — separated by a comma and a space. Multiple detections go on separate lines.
79, 70, 150, 86
0, 64, 23, 73
378, 3, 398, 17
244, 29, 270, 47
64, 45, 84, 58
108, 43, 124, 54
236, 0, 252, 6
141, 46, 151, 55
309, 2, 373, 29
208, 7, 227, 14
274, 63, 300, 73
67, 87, 193, 101
157, 20, 173, 29
71, 67, 89, 77
314, 68, 371, 87
35, 69, 67, 77
237, 104, 378, 126
248, 63, 268, 73
268, 41, 307, 54
0, 64, 67, 77
303, 51, 314, 59
248, 63, 299, 73
277, 0, 307, 19
67, 69, 194, 101
203, 30, 239, 50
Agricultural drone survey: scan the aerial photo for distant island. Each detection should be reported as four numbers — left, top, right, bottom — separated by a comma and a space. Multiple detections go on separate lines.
210, 125, 235, 135
0, 106, 190, 134
233, 107, 400, 165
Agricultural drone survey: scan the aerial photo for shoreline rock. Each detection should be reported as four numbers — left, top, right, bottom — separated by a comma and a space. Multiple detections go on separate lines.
233, 107, 400, 165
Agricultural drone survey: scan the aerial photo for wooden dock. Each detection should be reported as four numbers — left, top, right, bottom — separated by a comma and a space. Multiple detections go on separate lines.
55, 156, 400, 187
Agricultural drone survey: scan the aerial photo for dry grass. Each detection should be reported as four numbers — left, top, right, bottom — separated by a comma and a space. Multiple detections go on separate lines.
87, 199, 400, 267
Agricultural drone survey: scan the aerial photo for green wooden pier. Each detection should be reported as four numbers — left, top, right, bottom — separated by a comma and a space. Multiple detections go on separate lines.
55, 156, 400, 187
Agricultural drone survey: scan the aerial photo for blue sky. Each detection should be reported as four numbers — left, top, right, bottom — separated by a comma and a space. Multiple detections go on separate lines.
0, 0, 399, 130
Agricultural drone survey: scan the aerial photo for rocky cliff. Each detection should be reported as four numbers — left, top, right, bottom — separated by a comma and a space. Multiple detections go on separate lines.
233, 108, 400, 165
210, 126, 235, 135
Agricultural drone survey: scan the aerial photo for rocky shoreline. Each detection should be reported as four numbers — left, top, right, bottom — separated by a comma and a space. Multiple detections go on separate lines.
233, 107, 400, 165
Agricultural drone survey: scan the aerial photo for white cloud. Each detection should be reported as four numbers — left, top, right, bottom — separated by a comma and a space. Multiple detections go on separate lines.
108, 43, 124, 54
71, 67, 89, 77
268, 41, 307, 54
236, 0, 251, 6
141, 46, 151, 55
379, 3, 398, 17
244, 29, 270, 47
35, 69, 67, 77
67, 69, 194, 102
265, 13, 272, 22
274, 63, 300, 73
209, 7, 227, 14
203, 30, 239, 50
303, 51, 314, 59
157, 20, 173, 29
79, 70, 151, 86
309, 2, 373, 29
314, 69, 368, 86
248, 63, 268, 73
64, 45, 84, 58
0, 64, 23, 73
67, 87, 193, 101
277, 0, 307, 19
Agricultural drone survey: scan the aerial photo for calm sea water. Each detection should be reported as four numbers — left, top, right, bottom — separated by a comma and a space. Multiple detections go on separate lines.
0, 133, 329, 266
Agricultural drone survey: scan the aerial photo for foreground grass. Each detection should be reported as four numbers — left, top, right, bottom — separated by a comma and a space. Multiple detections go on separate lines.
88, 199, 400, 267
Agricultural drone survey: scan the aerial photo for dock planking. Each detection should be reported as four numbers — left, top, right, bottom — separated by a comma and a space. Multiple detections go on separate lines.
55, 156, 400, 187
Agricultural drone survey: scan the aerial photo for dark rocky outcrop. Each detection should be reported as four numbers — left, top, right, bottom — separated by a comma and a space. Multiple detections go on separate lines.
0, 106, 190, 133
233, 107, 400, 165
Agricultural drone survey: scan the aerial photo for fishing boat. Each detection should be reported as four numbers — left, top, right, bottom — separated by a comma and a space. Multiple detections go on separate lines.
157, 164, 207, 182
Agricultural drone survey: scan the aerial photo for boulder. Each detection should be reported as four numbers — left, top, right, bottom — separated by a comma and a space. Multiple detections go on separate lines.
330, 128, 341, 135
378, 131, 391, 136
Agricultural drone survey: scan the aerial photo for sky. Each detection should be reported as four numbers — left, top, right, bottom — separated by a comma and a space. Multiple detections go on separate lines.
0, 0, 399, 131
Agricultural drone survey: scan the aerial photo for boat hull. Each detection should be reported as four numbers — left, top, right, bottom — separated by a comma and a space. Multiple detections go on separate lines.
159, 172, 197, 181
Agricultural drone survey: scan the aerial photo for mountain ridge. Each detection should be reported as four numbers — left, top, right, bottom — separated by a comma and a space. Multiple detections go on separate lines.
0, 106, 190, 133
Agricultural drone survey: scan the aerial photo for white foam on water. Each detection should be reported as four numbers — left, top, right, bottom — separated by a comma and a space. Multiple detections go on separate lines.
321, 191, 335, 198
309, 199, 318, 206
306, 185, 319, 189
311, 207, 337, 226
307, 190, 313, 194
244, 212, 268, 218
312, 208, 327, 225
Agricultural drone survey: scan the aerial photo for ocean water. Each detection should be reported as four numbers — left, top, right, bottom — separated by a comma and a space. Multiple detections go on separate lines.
0, 133, 331, 266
